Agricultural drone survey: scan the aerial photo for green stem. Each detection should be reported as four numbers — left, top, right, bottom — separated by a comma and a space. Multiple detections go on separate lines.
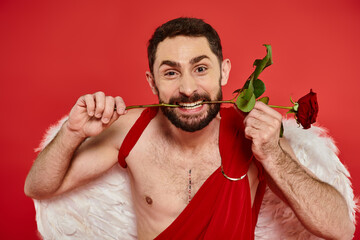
268, 105, 293, 110
125, 103, 179, 110
202, 100, 234, 104
125, 100, 235, 110
124, 101, 293, 111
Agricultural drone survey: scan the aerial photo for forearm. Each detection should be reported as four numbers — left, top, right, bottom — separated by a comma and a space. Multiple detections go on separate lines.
24, 121, 86, 199
264, 142, 355, 239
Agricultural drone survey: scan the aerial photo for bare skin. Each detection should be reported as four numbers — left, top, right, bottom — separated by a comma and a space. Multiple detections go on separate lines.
126, 111, 259, 239
25, 36, 354, 239
24, 99, 260, 239
244, 101, 355, 240
24, 36, 259, 239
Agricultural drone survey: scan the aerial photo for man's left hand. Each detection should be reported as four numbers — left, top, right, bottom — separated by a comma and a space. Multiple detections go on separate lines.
243, 101, 283, 165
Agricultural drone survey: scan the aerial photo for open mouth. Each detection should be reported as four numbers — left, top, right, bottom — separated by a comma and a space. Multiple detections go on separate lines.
177, 100, 204, 109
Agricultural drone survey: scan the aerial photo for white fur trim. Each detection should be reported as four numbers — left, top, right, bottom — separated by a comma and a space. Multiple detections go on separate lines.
33, 118, 356, 239
34, 116, 68, 153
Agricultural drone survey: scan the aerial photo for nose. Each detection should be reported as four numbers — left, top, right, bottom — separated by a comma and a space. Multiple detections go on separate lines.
179, 73, 198, 97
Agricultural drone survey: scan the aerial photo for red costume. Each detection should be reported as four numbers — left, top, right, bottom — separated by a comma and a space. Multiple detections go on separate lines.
118, 107, 267, 239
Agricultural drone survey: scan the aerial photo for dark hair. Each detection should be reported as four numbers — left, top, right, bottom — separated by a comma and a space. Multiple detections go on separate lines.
147, 17, 223, 74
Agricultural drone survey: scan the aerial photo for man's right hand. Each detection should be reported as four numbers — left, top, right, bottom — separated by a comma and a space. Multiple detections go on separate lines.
66, 91, 126, 138
24, 91, 127, 199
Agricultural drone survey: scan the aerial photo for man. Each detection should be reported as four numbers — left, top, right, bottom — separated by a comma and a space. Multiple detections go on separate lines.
24, 17, 355, 239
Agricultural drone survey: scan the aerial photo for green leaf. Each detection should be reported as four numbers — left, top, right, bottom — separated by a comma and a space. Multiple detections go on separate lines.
236, 44, 273, 113
253, 79, 266, 98
243, 80, 254, 101
243, 80, 250, 89
253, 59, 263, 68
258, 96, 269, 104
252, 44, 273, 81
243, 79, 265, 99
236, 91, 256, 112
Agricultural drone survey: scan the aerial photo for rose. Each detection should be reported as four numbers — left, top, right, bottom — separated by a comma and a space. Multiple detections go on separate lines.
268, 90, 319, 130
296, 89, 319, 129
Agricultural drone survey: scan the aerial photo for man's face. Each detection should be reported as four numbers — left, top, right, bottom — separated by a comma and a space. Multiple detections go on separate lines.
147, 36, 229, 132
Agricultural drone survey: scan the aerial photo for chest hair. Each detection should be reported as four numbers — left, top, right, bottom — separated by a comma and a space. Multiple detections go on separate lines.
138, 135, 221, 204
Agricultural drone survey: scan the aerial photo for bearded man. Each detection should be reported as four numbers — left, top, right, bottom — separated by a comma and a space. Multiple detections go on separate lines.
24, 17, 355, 239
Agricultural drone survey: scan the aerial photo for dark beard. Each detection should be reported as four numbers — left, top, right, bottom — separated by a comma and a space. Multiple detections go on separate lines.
160, 90, 222, 132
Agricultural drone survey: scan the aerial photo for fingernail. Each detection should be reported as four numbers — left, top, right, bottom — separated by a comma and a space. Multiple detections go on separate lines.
103, 117, 109, 123
95, 113, 102, 118
89, 111, 94, 116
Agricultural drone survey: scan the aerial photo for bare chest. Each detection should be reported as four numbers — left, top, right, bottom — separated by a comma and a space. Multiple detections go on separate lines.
127, 142, 222, 239
128, 138, 221, 206
122, 120, 259, 239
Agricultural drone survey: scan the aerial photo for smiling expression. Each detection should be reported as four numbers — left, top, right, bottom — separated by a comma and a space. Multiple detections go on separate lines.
146, 36, 230, 132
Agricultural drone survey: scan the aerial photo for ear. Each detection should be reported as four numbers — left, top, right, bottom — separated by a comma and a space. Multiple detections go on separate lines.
145, 71, 158, 95
220, 59, 231, 86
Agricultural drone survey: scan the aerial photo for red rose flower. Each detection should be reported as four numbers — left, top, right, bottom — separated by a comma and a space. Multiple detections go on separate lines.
296, 89, 319, 129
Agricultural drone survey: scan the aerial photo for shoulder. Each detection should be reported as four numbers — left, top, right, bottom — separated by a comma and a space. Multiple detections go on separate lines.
114, 108, 145, 130
107, 108, 145, 149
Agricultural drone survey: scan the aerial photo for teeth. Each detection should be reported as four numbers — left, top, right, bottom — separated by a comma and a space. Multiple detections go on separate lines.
179, 101, 203, 109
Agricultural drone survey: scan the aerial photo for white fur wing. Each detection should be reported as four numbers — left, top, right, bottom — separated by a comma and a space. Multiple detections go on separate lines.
33, 118, 137, 240
255, 119, 357, 239
33, 118, 356, 239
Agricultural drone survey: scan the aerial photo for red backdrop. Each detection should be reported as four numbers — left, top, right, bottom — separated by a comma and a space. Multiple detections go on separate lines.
1, 0, 359, 239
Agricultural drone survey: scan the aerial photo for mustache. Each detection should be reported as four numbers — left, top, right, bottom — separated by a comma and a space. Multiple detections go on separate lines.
166, 93, 212, 105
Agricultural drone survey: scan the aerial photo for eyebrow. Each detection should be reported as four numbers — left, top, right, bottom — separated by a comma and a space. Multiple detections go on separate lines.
159, 55, 210, 69
159, 60, 181, 68
189, 55, 210, 65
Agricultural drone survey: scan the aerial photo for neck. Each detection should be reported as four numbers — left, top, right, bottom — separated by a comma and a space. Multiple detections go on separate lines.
156, 111, 220, 150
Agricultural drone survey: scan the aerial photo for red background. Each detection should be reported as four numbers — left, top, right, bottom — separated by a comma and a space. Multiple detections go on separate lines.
1, 0, 359, 239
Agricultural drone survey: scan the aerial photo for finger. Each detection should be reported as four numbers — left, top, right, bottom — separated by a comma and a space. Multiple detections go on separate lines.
244, 115, 264, 130
246, 108, 281, 129
114, 96, 126, 115
102, 96, 115, 124
244, 109, 269, 129
107, 109, 120, 126
83, 94, 95, 117
244, 116, 267, 141
253, 101, 282, 121
245, 114, 281, 142
244, 124, 260, 140
94, 91, 106, 118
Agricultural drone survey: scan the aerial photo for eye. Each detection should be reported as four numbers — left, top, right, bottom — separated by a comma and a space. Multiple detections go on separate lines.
165, 71, 176, 76
195, 66, 207, 73
163, 70, 179, 79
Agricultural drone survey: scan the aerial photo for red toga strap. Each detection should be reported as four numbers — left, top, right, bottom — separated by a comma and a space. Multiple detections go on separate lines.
118, 107, 158, 168
155, 107, 264, 240
252, 159, 267, 228
117, 106, 266, 239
